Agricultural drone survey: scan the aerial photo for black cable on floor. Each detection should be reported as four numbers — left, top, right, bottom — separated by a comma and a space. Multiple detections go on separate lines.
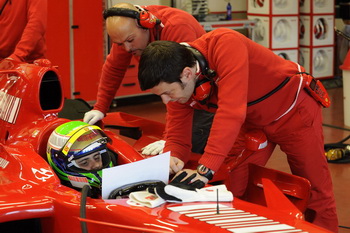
322, 123, 350, 132
339, 225, 350, 229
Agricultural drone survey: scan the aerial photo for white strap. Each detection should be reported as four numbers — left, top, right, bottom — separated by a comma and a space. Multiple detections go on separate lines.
274, 63, 304, 121
129, 190, 166, 208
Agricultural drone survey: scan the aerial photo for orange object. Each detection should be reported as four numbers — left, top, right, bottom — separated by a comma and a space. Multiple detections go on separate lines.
340, 50, 350, 70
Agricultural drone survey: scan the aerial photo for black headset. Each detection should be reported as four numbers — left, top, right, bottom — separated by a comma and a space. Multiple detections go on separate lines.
103, 7, 161, 30
182, 45, 217, 105
184, 46, 216, 78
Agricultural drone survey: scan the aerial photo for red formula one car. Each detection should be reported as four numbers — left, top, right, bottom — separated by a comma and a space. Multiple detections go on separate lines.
0, 59, 331, 233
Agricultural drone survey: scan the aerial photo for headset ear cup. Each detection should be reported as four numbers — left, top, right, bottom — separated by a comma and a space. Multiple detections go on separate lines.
139, 11, 159, 29
193, 79, 212, 103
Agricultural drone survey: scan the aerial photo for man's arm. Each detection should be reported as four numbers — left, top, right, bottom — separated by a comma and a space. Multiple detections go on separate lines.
161, 22, 205, 43
9, 0, 47, 61
93, 44, 133, 114
195, 32, 249, 172
163, 102, 194, 164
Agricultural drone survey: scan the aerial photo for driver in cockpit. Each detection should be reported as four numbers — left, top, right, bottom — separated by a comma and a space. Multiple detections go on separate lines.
47, 121, 117, 197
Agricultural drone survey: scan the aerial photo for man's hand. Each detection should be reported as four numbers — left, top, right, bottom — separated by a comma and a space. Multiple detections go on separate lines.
83, 110, 104, 124
141, 140, 165, 155
154, 170, 214, 202
153, 170, 235, 204
171, 169, 208, 188
170, 156, 184, 174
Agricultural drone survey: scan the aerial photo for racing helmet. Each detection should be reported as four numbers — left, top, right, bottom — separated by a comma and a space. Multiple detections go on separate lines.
47, 121, 115, 190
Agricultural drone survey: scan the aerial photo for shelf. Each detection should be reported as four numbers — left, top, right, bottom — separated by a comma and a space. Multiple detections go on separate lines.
199, 19, 256, 31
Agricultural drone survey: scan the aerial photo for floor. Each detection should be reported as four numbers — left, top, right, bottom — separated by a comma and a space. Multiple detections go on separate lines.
113, 85, 350, 233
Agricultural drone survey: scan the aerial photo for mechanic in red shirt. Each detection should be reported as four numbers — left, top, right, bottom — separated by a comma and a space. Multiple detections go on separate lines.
137, 28, 338, 232
0, 0, 47, 62
83, 2, 213, 155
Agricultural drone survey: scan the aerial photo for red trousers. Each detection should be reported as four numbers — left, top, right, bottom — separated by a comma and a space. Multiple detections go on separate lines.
225, 90, 338, 232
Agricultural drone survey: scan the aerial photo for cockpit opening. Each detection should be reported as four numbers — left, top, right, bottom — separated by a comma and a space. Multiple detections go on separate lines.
39, 71, 62, 111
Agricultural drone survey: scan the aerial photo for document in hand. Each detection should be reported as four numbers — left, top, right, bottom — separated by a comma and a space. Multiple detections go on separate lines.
102, 152, 170, 199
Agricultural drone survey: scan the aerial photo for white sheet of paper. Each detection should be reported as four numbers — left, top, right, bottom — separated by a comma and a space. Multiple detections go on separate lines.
102, 152, 170, 199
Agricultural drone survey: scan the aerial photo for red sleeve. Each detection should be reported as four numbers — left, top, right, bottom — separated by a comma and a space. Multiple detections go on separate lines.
161, 22, 205, 43
9, 0, 47, 62
93, 45, 132, 114
196, 32, 249, 172
163, 102, 194, 164
146, 5, 205, 43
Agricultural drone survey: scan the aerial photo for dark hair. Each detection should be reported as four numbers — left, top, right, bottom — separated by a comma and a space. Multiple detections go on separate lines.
138, 41, 196, 90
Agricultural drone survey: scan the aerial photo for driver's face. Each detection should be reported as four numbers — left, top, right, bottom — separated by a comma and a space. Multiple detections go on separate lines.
75, 152, 103, 171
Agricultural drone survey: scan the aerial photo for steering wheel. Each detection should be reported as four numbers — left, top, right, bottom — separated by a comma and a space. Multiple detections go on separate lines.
108, 180, 164, 199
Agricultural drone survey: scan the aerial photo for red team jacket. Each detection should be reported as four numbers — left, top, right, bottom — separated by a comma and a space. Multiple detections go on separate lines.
164, 28, 306, 172
0, 0, 47, 62
165, 29, 338, 233
93, 5, 206, 114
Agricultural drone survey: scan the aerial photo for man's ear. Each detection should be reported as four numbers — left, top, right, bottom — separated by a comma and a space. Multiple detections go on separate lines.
180, 67, 194, 82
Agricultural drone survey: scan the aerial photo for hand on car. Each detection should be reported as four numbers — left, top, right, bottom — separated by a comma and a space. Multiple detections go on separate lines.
83, 110, 104, 125
141, 140, 165, 155
171, 169, 208, 188
154, 169, 208, 202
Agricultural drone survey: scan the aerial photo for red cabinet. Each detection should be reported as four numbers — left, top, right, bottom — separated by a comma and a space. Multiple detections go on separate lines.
115, 57, 150, 98
46, 0, 105, 101
46, 0, 148, 102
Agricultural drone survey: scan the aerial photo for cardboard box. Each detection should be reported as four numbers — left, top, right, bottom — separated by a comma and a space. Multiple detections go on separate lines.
300, 0, 335, 14
249, 15, 299, 49
299, 46, 334, 78
247, 0, 298, 15
272, 49, 299, 63
299, 15, 334, 46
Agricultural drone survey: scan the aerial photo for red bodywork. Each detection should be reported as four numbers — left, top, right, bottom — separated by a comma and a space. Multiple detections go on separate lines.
0, 59, 331, 233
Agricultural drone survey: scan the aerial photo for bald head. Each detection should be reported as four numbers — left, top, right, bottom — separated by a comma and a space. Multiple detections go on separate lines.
112, 2, 136, 10
105, 3, 138, 31
105, 3, 150, 56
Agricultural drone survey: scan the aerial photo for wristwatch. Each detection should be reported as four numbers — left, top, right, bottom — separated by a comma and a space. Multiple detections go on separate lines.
197, 164, 214, 180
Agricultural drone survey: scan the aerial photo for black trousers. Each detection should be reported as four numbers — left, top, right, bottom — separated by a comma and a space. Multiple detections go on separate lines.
191, 109, 214, 154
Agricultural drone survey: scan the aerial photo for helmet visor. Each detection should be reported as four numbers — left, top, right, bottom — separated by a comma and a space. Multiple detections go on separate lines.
71, 137, 109, 160
66, 128, 108, 159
